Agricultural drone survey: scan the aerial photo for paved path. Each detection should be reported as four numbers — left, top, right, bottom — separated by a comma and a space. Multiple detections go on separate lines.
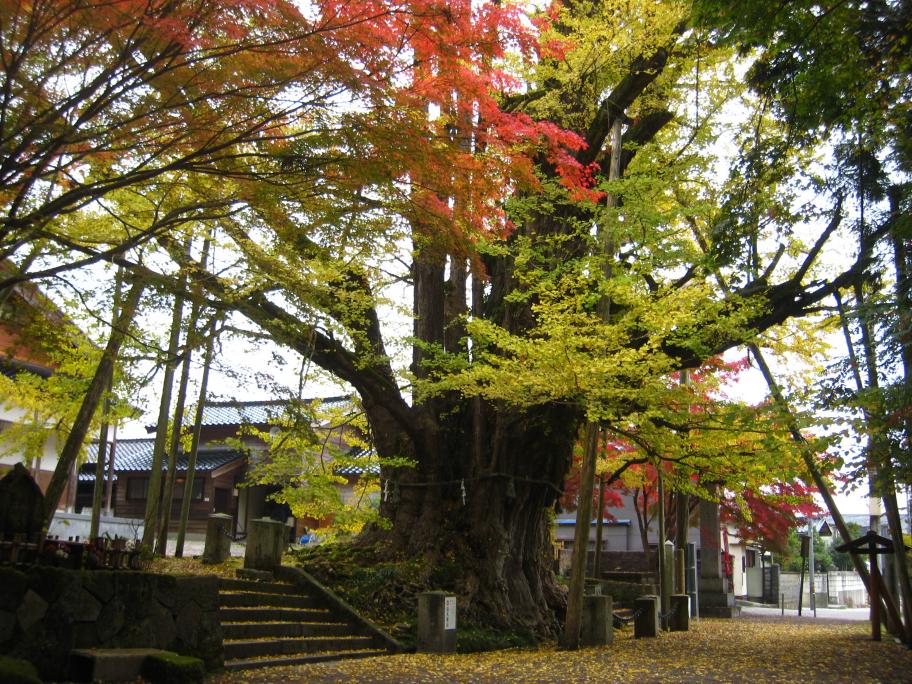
740, 604, 871, 621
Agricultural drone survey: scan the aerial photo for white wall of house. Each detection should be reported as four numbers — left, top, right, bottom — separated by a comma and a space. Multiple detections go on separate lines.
554, 514, 634, 550
0, 406, 59, 474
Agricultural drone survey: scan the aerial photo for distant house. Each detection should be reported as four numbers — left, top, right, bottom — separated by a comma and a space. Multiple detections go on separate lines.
78, 398, 375, 538
554, 493, 768, 599
0, 266, 81, 509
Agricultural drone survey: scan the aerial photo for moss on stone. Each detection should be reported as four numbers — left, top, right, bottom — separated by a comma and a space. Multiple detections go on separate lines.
140, 651, 205, 684
0, 655, 40, 684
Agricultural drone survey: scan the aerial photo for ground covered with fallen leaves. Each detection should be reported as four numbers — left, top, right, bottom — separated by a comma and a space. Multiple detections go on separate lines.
209, 616, 912, 683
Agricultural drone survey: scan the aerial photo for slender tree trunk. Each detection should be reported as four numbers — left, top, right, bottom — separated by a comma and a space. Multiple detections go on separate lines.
674, 490, 690, 591
154, 335, 193, 555
594, 472, 606, 578
89, 393, 111, 539
42, 279, 145, 529
156, 288, 203, 555
559, 422, 598, 649
141, 281, 187, 548
633, 487, 650, 552
104, 425, 116, 515
748, 342, 904, 633
90, 269, 123, 539
175, 319, 217, 558
845, 279, 912, 643
560, 116, 625, 650
657, 464, 669, 627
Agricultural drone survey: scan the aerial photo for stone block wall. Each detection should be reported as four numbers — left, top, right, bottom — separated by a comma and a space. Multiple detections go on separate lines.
0, 566, 222, 681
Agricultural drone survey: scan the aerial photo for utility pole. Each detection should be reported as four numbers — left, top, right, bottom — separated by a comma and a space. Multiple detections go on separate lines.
808, 516, 816, 616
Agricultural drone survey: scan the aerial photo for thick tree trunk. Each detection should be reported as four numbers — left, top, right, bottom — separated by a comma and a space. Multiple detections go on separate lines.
363, 396, 579, 634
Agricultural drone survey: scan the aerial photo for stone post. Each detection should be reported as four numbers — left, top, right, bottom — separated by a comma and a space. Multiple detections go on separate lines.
202, 513, 233, 564
633, 595, 659, 639
243, 517, 285, 571
581, 594, 613, 646
669, 594, 690, 631
417, 591, 457, 653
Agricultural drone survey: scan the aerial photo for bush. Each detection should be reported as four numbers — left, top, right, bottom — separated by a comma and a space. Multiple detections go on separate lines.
0, 656, 40, 684
140, 652, 205, 684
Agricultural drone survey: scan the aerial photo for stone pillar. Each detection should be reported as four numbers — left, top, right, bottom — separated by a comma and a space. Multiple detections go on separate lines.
698, 500, 738, 618
581, 594, 613, 647
417, 592, 457, 653
699, 499, 723, 580
202, 513, 233, 564
769, 563, 780, 604
633, 595, 659, 639
669, 594, 690, 631
243, 517, 285, 571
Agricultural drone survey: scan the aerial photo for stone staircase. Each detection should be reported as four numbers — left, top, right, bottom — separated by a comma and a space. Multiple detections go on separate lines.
219, 577, 392, 671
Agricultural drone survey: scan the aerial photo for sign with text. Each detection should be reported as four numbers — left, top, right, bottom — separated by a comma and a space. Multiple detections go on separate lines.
444, 596, 457, 630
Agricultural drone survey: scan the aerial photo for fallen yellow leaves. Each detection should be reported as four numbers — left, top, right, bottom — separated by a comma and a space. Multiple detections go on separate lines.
208, 617, 912, 683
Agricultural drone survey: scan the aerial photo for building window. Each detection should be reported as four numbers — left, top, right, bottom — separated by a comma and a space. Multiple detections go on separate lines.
126, 477, 149, 501
746, 549, 757, 568
174, 477, 204, 501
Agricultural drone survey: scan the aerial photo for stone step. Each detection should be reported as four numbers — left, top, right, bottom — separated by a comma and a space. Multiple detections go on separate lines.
222, 621, 355, 640
219, 606, 337, 623
224, 635, 376, 660
223, 649, 390, 672
69, 648, 173, 683
219, 591, 320, 609
219, 578, 302, 595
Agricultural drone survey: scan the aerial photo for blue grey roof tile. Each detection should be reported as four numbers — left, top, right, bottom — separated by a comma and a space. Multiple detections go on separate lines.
79, 438, 245, 480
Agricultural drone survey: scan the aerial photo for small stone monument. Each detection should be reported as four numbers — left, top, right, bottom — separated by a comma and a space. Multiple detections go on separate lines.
244, 517, 285, 571
669, 594, 690, 631
202, 513, 233, 564
581, 594, 613, 646
0, 463, 45, 541
633, 595, 659, 639
417, 591, 457, 653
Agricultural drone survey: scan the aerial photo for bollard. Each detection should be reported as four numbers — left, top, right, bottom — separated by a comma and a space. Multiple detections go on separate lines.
202, 513, 233, 564
581, 594, 613, 647
669, 594, 690, 631
634, 595, 659, 639
417, 592, 457, 653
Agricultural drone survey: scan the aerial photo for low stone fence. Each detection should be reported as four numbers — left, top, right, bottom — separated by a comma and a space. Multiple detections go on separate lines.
779, 570, 868, 608
0, 566, 222, 681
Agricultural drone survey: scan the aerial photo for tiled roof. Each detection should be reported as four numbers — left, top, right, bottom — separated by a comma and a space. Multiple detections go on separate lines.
0, 358, 53, 379
79, 438, 244, 480
146, 397, 351, 431
332, 446, 380, 476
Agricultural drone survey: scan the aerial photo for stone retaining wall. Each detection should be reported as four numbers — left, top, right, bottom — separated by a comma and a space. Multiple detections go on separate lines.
0, 566, 222, 681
